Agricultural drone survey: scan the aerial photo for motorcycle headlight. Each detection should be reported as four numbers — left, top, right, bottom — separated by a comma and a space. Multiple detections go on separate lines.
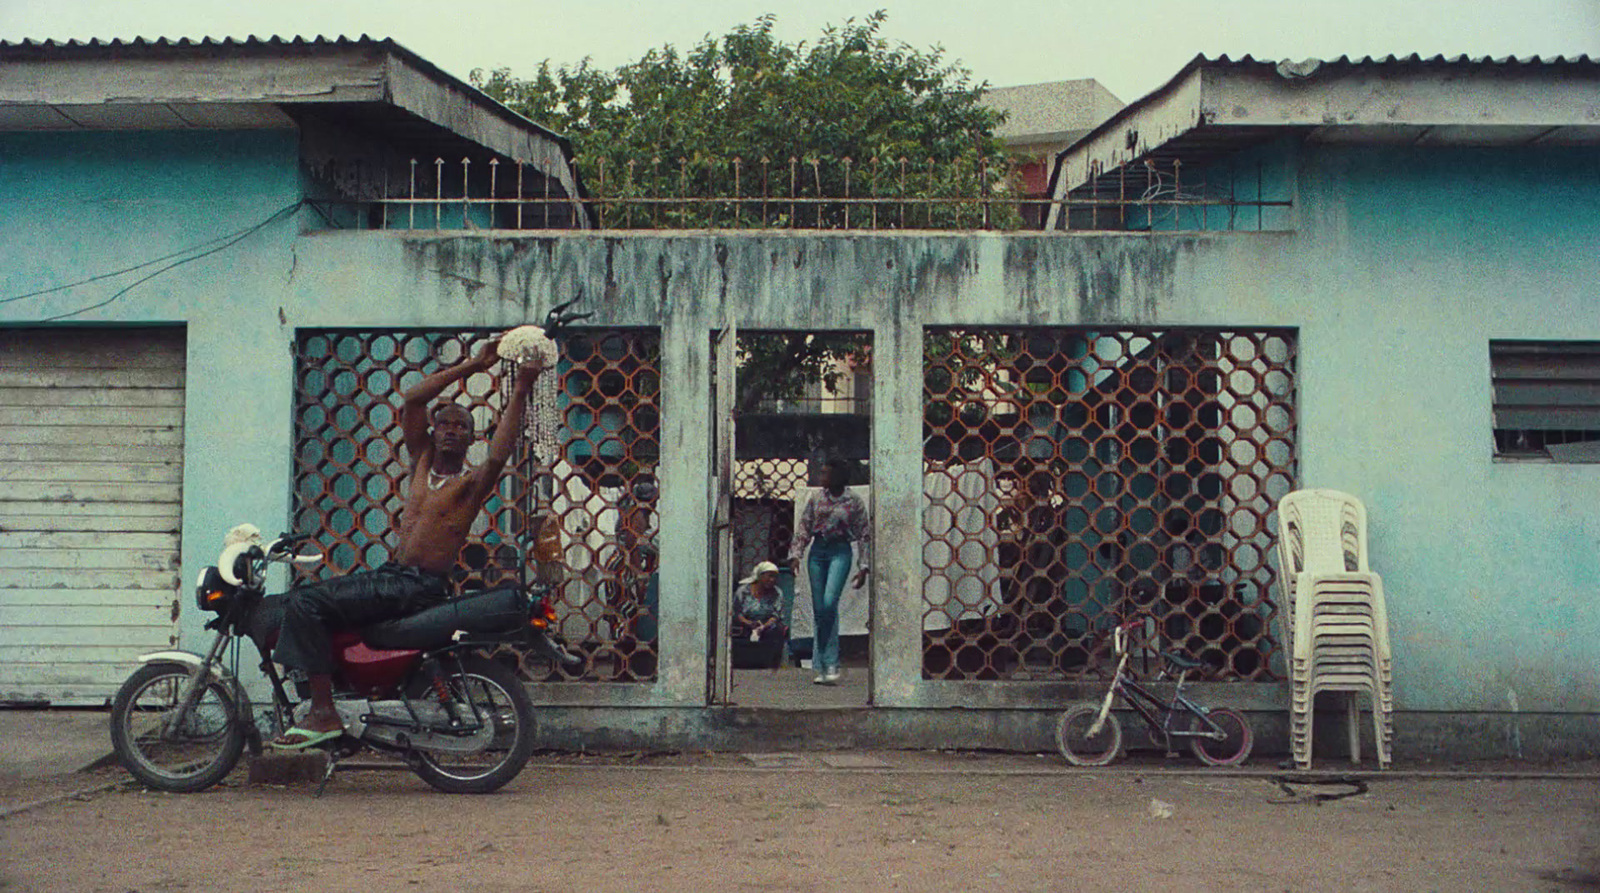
194, 565, 237, 613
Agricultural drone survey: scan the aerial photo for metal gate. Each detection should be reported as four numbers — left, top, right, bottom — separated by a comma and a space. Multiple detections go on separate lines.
291, 327, 662, 682
921, 327, 1297, 682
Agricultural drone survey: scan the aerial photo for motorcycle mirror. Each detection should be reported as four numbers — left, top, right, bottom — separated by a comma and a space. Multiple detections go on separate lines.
541, 298, 594, 335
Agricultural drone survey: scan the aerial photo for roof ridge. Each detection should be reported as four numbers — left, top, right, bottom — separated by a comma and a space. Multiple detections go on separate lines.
1191, 52, 1598, 66
0, 34, 395, 49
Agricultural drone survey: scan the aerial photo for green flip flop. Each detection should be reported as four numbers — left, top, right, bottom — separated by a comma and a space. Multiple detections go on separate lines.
269, 726, 342, 750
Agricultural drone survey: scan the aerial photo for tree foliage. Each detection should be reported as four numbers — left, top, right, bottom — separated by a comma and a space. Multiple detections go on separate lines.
735, 332, 871, 415
471, 11, 1010, 230
471, 12, 1011, 409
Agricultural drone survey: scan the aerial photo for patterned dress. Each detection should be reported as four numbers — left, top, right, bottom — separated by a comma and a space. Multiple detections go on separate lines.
733, 582, 785, 631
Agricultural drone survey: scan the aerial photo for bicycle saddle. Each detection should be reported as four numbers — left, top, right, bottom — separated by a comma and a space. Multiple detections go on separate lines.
1163, 651, 1203, 670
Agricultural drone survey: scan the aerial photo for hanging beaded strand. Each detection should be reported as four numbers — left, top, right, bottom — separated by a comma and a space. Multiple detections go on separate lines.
512, 334, 564, 587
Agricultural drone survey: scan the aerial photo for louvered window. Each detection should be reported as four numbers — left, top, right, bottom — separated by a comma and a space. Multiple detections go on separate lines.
1491, 341, 1600, 461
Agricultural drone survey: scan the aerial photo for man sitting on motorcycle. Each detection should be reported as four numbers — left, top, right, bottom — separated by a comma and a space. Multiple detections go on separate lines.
270, 336, 547, 748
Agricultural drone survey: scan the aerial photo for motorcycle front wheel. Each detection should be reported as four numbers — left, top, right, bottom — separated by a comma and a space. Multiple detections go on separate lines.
110, 662, 246, 793
409, 656, 537, 794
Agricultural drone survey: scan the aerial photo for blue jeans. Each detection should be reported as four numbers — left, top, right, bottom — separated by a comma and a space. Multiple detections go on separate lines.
806, 539, 853, 672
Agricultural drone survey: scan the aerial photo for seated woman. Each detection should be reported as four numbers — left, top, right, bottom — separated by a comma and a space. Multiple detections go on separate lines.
731, 561, 788, 668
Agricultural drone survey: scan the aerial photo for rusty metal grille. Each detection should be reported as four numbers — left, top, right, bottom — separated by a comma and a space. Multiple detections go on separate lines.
731, 459, 808, 575
291, 328, 661, 682
921, 328, 1297, 682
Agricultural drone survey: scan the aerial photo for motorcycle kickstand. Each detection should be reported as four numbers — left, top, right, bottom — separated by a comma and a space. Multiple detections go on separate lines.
313, 751, 339, 799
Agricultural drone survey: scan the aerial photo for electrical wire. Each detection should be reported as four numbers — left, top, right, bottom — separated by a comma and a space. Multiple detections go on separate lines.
4, 200, 305, 318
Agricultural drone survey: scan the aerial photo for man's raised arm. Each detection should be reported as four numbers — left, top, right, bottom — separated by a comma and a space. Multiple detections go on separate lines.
479, 357, 547, 484
399, 336, 502, 460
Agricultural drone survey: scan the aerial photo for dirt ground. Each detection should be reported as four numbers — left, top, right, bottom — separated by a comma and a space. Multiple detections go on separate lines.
3, 753, 1599, 893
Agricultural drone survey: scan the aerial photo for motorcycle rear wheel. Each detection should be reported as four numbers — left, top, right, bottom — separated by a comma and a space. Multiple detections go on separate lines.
110, 662, 246, 793
409, 656, 537, 794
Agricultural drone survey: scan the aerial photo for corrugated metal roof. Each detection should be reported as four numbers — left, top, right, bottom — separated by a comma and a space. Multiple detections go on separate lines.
1200, 52, 1599, 68
1, 34, 392, 51
1045, 52, 1600, 214
0, 35, 569, 147
1069, 52, 1600, 158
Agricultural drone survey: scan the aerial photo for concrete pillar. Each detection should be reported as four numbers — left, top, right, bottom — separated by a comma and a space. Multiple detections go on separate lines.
652, 253, 712, 705
870, 309, 925, 706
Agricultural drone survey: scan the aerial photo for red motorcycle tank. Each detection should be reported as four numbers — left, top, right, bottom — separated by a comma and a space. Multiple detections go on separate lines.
331, 631, 421, 697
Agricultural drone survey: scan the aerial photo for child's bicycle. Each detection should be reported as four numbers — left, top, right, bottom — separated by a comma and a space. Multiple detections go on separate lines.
1056, 622, 1254, 767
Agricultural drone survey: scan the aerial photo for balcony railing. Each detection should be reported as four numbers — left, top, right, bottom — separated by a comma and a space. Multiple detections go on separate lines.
306, 155, 1291, 233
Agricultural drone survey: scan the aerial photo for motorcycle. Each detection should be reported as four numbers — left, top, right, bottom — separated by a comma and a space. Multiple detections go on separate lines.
109, 525, 579, 795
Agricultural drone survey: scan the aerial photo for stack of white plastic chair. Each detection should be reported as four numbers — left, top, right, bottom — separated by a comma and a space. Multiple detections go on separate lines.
1274, 489, 1393, 769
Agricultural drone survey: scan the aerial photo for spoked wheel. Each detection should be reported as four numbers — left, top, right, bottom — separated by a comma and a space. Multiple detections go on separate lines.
1181, 707, 1254, 767
1055, 701, 1122, 767
110, 662, 246, 793
409, 656, 537, 794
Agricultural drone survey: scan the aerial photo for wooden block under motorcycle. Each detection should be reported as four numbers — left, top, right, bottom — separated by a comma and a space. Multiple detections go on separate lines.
247, 751, 329, 786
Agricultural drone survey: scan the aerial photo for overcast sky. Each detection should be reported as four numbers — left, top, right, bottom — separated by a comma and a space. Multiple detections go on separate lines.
2, 0, 1596, 103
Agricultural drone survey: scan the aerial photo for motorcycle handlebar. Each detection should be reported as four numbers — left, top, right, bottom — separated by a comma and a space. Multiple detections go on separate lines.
266, 534, 323, 565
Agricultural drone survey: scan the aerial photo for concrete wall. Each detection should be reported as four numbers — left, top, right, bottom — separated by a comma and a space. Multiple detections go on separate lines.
0, 129, 305, 656
1292, 145, 1600, 720
5, 131, 1600, 752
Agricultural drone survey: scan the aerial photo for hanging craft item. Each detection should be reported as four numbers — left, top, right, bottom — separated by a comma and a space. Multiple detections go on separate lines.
500, 299, 593, 587
498, 324, 559, 366
499, 324, 562, 463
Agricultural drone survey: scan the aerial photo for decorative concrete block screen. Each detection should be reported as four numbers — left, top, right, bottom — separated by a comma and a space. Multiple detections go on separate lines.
292, 328, 662, 682
732, 458, 808, 577
921, 328, 1297, 682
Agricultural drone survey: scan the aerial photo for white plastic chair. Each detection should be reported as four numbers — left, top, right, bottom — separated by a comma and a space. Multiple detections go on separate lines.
1275, 489, 1393, 769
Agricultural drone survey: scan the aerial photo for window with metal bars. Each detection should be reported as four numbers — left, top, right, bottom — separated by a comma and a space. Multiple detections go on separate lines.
291, 328, 662, 682
921, 328, 1297, 682
1491, 340, 1600, 462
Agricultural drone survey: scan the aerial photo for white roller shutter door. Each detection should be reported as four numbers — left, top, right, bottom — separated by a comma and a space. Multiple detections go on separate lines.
0, 327, 185, 705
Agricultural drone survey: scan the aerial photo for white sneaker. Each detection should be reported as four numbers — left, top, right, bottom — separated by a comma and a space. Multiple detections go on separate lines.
821, 667, 842, 685
812, 672, 827, 685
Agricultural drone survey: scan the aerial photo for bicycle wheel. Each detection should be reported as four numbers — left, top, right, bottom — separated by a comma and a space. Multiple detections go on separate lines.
110, 662, 246, 793
1182, 707, 1253, 767
1055, 701, 1122, 767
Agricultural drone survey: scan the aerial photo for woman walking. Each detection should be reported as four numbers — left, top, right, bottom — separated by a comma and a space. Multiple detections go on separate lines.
789, 458, 870, 685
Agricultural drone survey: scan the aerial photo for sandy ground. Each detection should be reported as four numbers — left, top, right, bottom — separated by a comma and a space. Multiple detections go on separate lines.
3, 754, 1599, 893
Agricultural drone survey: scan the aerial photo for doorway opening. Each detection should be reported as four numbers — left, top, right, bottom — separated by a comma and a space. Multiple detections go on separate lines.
715, 329, 873, 707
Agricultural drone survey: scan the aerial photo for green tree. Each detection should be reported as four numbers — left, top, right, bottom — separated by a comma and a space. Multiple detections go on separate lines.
472, 12, 1012, 409
472, 11, 1011, 230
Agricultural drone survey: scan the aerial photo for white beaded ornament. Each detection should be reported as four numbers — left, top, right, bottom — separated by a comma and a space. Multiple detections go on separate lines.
498, 325, 559, 366
500, 325, 562, 462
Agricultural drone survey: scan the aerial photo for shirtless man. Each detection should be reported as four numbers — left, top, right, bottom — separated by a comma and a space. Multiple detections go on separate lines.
270, 336, 546, 748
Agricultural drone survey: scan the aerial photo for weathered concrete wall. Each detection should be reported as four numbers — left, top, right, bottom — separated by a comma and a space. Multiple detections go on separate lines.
527, 705, 1160, 755
6, 134, 1600, 755
524, 706, 1600, 761
0, 129, 305, 658
1291, 146, 1600, 721
273, 145, 1600, 725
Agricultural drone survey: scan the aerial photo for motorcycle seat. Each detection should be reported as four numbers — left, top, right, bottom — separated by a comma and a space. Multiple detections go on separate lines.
361, 587, 529, 651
